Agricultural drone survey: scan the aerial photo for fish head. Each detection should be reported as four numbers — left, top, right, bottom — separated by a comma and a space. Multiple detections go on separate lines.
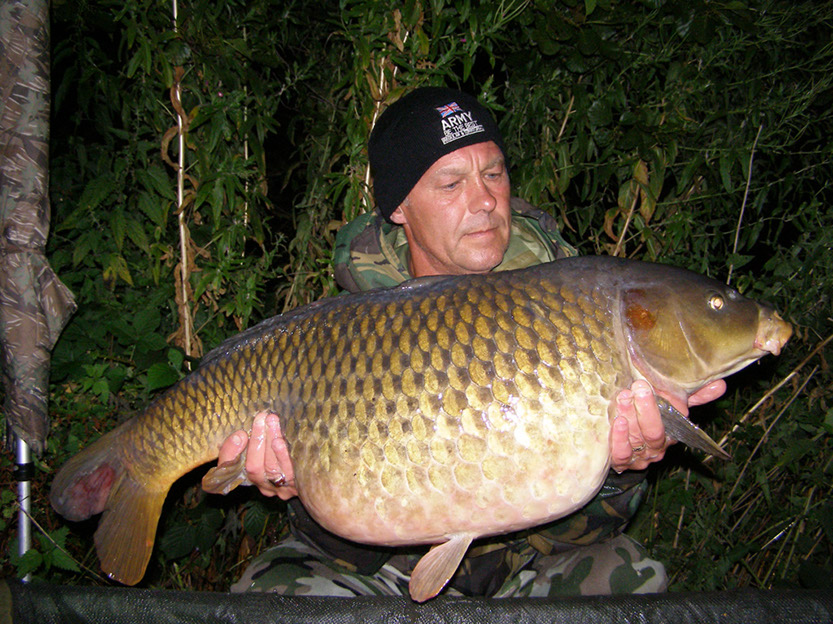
621, 267, 792, 399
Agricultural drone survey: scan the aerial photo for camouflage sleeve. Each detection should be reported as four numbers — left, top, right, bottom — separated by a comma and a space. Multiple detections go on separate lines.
526, 470, 649, 554
286, 499, 391, 575
508, 198, 577, 260
332, 213, 374, 293
332, 212, 410, 293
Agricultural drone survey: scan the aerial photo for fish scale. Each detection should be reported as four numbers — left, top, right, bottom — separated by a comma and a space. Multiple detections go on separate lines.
284, 269, 619, 551
49, 256, 792, 602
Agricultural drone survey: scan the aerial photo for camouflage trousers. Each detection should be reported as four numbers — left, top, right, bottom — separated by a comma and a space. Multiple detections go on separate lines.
230, 534, 667, 597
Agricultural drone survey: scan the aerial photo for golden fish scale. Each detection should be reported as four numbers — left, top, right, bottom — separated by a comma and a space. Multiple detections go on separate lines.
120, 270, 629, 545
284, 274, 627, 545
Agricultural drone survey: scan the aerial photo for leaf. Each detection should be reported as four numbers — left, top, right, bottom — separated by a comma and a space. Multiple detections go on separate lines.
726, 253, 754, 271
50, 548, 81, 573
91, 378, 110, 400
79, 175, 116, 212
126, 218, 151, 253
110, 209, 126, 251
159, 522, 195, 561
138, 332, 169, 353
126, 49, 142, 78
587, 99, 612, 128
719, 153, 734, 193
824, 408, 833, 434
533, 26, 561, 56
167, 348, 185, 370
146, 362, 180, 392
242, 501, 270, 537
138, 192, 169, 227
798, 562, 833, 590
15, 548, 43, 578
71, 231, 96, 267
133, 307, 161, 335
137, 166, 177, 201
194, 507, 224, 553
102, 254, 133, 287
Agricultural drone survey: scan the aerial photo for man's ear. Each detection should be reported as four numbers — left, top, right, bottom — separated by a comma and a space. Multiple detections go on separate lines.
389, 204, 407, 225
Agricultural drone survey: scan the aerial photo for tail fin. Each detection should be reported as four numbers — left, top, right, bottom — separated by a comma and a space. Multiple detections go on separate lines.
50, 423, 169, 585
94, 474, 167, 585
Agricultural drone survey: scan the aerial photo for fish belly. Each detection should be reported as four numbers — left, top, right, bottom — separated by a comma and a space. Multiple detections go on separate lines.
290, 377, 616, 545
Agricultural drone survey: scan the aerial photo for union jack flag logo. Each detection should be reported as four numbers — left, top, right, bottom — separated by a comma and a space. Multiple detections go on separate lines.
436, 102, 463, 118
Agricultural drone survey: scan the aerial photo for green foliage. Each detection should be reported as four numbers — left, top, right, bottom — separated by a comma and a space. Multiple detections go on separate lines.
50, 0, 292, 366
11, 527, 81, 578
1, 391, 115, 585
23, 0, 831, 594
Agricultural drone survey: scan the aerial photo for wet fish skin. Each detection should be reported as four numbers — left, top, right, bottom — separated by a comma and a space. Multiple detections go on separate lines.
49, 256, 791, 600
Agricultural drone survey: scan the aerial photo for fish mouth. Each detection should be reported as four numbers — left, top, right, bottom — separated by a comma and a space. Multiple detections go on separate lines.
754, 311, 793, 356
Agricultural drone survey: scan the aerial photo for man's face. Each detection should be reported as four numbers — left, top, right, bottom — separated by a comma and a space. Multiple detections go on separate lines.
389, 141, 511, 277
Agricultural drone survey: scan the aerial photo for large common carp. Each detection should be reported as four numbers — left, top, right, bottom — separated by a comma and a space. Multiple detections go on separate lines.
50, 257, 791, 601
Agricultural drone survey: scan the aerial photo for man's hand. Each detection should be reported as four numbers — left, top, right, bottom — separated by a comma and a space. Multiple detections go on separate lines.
217, 411, 298, 500
609, 379, 727, 473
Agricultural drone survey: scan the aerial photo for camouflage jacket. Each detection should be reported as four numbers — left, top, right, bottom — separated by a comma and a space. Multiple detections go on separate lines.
287, 198, 649, 596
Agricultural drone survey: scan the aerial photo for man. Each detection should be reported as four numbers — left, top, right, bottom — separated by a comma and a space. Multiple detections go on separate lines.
218, 87, 725, 597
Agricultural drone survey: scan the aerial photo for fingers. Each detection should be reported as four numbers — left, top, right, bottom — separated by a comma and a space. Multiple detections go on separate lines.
610, 380, 673, 473
688, 380, 727, 406
215, 412, 298, 499
260, 414, 284, 484
610, 414, 635, 471
267, 417, 299, 500
631, 380, 666, 450
218, 430, 248, 465
246, 412, 281, 497
246, 411, 298, 500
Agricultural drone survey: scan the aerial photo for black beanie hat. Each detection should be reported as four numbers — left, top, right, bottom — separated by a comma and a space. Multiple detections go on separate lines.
368, 87, 506, 221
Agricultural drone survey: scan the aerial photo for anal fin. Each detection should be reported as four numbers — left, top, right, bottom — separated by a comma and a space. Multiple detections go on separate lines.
409, 533, 476, 602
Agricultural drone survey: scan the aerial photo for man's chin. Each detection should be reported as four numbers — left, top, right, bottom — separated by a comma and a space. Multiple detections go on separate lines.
454, 251, 506, 274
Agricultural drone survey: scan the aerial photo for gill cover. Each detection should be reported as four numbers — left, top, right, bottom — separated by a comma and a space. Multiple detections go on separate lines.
622, 272, 762, 397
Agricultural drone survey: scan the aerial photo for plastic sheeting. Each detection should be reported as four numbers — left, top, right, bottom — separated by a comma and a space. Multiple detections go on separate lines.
2, 581, 832, 624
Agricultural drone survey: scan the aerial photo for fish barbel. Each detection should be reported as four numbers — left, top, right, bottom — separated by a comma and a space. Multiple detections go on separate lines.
50, 256, 791, 601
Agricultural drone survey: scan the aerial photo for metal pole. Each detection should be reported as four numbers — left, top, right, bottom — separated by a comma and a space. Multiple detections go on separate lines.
14, 434, 33, 582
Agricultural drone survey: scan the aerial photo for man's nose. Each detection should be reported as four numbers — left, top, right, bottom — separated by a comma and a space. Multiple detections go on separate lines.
469, 176, 497, 212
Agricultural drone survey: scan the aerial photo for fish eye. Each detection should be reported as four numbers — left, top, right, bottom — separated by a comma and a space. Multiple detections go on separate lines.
708, 294, 725, 310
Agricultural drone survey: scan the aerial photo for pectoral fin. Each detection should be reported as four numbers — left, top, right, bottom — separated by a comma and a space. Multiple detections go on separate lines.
657, 398, 731, 460
202, 450, 250, 495
409, 533, 475, 602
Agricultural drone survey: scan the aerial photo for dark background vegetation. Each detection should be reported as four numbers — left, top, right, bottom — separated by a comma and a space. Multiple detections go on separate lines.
1, 0, 831, 592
